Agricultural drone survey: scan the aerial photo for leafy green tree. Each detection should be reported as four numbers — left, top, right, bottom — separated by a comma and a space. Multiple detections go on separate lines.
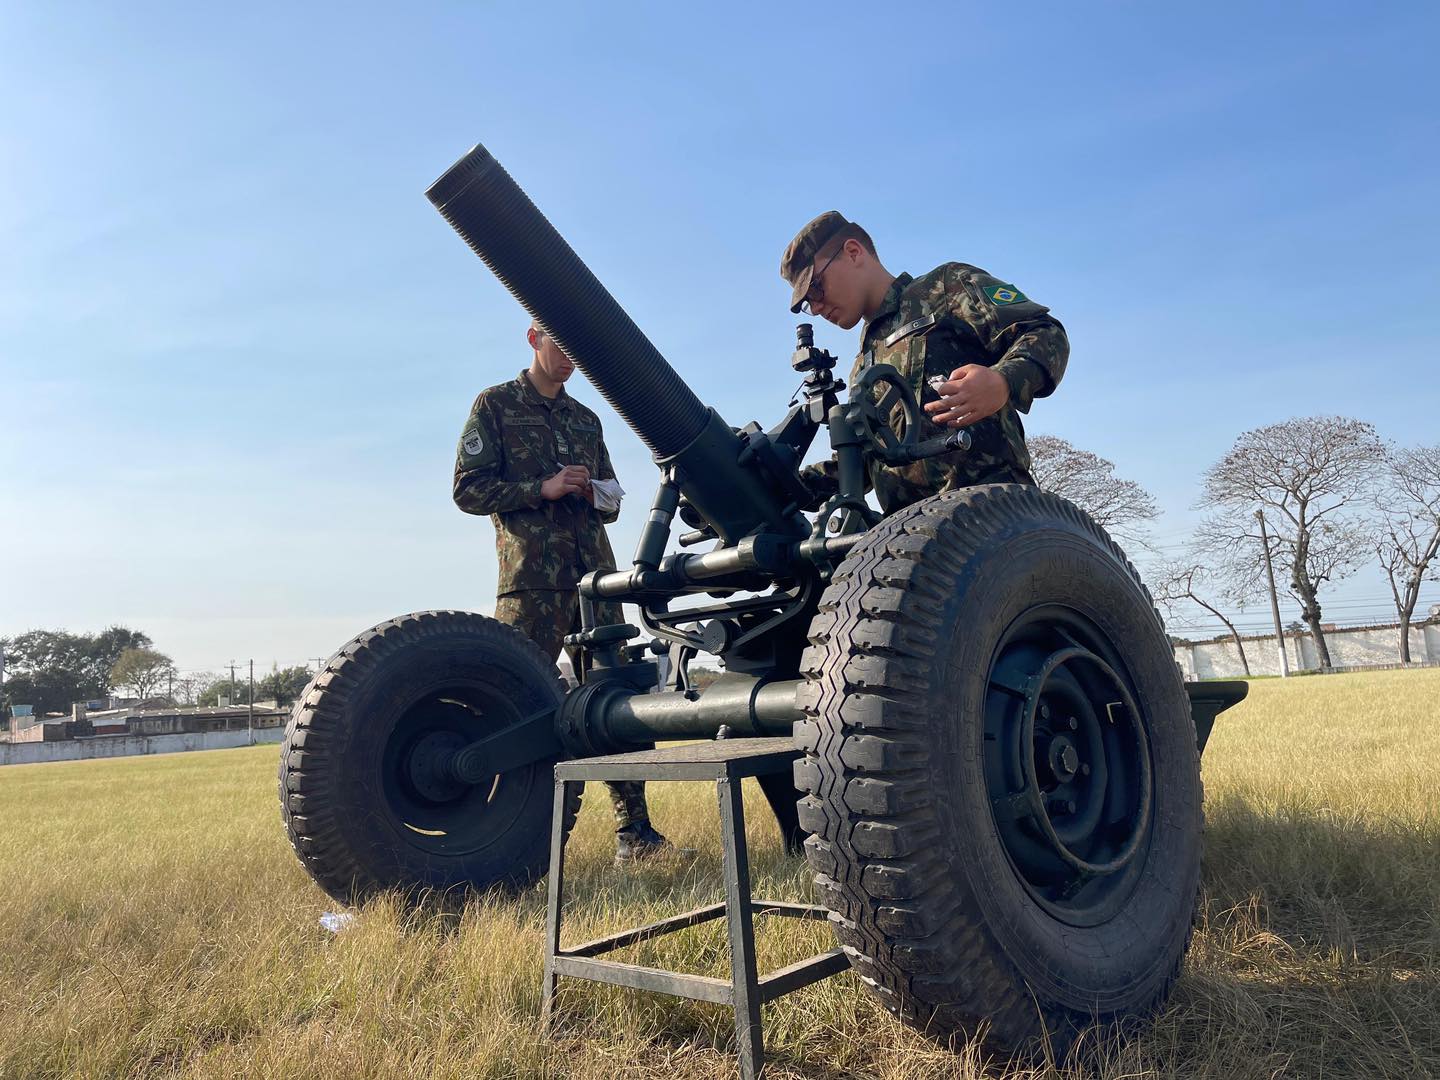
84, 627, 154, 688
198, 676, 249, 708
255, 665, 314, 706
0, 626, 152, 715
110, 647, 176, 702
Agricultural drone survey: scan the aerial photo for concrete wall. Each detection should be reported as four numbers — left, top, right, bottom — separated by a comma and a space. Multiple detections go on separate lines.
1176, 622, 1437, 680
0, 727, 285, 767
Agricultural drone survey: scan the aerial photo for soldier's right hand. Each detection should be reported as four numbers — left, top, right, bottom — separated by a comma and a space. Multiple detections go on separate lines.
541, 465, 591, 501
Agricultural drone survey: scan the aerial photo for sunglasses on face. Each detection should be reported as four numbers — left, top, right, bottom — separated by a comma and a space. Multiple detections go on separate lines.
800, 244, 845, 316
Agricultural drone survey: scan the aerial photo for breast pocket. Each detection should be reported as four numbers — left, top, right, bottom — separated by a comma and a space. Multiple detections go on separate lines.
503, 417, 554, 480
567, 421, 603, 474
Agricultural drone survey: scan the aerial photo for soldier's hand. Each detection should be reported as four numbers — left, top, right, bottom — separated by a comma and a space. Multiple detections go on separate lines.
541, 466, 591, 501
924, 365, 1010, 428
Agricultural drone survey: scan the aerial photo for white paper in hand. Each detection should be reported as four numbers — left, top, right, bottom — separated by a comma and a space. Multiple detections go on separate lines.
591, 477, 625, 515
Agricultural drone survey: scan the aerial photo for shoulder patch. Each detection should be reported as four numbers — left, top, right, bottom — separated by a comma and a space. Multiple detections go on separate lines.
983, 284, 1028, 306
461, 429, 484, 456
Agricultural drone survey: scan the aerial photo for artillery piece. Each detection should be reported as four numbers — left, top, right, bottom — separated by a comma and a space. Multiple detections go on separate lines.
278, 143, 1247, 1058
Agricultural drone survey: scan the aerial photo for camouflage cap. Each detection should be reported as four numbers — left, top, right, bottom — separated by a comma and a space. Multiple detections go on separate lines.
780, 211, 860, 314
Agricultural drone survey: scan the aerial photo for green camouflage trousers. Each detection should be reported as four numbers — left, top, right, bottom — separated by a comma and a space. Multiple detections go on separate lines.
493, 589, 649, 830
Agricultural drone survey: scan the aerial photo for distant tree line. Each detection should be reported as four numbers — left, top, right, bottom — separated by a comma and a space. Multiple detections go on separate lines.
0, 627, 155, 716
1, 627, 314, 717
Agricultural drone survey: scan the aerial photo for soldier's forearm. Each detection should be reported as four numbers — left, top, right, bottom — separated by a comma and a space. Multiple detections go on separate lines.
993, 323, 1069, 413
453, 474, 546, 515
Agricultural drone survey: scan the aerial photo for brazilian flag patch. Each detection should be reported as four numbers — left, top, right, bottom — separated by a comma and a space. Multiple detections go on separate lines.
983, 283, 1027, 305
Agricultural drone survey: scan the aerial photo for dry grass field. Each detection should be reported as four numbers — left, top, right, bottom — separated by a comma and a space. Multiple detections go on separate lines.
1, 669, 1436, 1079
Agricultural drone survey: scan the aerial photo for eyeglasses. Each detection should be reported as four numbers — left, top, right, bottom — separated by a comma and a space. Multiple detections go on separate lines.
800, 244, 845, 316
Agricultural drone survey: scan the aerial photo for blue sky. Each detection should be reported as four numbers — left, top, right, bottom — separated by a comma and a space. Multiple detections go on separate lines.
2, 1, 1437, 674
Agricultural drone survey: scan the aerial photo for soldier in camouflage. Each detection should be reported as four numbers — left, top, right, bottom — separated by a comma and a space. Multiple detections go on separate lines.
453, 321, 672, 863
780, 212, 1069, 514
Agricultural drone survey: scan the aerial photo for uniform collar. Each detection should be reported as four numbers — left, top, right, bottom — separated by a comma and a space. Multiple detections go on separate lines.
517, 369, 571, 410
863, 272, 914, 339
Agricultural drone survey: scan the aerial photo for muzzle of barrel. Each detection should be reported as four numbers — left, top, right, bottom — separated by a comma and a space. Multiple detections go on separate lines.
426, 144, 707, 458
426, 143, 804, 543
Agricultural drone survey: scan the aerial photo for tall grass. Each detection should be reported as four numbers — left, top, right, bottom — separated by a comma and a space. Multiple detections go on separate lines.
1, 669, 1436, 1078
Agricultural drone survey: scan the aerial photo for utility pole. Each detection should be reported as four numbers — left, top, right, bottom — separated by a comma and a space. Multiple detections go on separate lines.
311, 657, 327, 673
229, 661, 237, 729
1255, 509, 1290, 678
248, 659, 255, 745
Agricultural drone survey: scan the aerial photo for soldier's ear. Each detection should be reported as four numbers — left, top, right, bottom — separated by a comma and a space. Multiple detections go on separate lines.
526, 327, 540, 350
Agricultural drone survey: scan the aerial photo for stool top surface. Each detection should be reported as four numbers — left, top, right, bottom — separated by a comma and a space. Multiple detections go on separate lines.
553, 736, 800, 780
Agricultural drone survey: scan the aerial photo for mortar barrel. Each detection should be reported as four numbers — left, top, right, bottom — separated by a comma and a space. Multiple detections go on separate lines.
426, 144, 707, 458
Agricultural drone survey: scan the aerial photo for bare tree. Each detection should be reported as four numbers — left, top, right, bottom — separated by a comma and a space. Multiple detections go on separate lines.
1151, 560, 1252, 676
172, 671, 216, 707
1374, 443, 1440, 663
1199, 416, 1384, 669
110, 647, 177, 702
1029, 435, 1159, 545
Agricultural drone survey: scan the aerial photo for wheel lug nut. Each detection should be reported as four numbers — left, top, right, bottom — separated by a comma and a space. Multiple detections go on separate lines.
1068, 717, 1078, 731
1040, 704, 1051, 720
1081, 764, 1091, 777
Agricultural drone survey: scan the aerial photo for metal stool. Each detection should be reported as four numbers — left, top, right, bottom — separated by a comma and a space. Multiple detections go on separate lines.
541, 737, 849, 1079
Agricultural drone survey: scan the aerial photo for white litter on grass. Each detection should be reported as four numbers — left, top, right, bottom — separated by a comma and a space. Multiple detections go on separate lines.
319, 911, 356, 933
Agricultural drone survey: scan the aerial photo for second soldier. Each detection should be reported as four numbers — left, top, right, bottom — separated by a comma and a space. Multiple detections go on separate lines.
453, 320, 673, 863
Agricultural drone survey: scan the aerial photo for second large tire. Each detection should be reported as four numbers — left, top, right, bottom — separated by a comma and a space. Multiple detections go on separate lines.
795, 485, 1201, 1060
279, 610, 579, 907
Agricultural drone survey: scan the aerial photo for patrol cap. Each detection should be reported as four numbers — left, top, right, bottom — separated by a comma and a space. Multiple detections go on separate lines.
780, 211, 864, 314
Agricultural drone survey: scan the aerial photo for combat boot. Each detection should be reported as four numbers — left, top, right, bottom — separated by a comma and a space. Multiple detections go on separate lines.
613, 819, 674, 864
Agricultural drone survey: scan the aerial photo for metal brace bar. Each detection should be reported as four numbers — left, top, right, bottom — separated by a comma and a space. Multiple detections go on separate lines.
562, 902, 729, 958
758, 948, 851, 1003
550, 955, 734, 1005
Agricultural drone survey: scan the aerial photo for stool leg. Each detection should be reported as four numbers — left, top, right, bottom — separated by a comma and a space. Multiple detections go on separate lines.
541, 777, 572, 1035
718, 775, 763, 1079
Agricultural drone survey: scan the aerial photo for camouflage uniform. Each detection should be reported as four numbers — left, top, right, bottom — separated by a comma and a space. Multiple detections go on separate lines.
781, 212, 1069, 516
453, 370, 648, 828
805, 263, 1069, 515
835, 264, 1071, 512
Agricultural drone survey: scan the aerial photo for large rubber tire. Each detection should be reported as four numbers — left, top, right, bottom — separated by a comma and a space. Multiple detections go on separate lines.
795, 485, 1201, 1060
279, 610, 579, 907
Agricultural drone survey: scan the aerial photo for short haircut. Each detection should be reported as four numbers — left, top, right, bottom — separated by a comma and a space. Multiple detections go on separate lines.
849, 224, 877, 258
823, 224, 876, 261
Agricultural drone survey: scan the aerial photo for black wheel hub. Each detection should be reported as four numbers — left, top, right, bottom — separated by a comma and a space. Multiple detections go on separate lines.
984, 607, 1154, 926
380, 692, 535, 855
405, 730, 470, 803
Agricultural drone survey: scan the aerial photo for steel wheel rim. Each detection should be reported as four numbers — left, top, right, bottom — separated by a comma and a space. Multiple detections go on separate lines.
378, 686, 537, 856
983, 606, 1156, 927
